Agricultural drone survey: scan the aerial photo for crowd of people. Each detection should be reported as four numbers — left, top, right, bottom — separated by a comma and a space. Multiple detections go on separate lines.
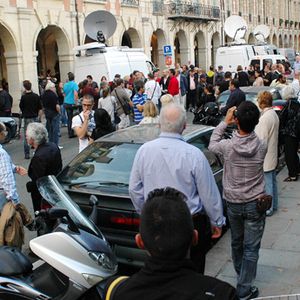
0, 57, 300, 299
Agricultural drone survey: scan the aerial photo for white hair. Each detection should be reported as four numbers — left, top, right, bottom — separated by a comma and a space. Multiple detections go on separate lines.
26, 122, 48, 145
281, 85, 296, 100
159, 103, 187, 134
45, 81, 55, 91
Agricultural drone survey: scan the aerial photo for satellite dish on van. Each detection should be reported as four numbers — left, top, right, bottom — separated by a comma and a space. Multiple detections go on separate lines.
84, 10, 117, 43
224, 16, 247, 43
253, 25, 270, 43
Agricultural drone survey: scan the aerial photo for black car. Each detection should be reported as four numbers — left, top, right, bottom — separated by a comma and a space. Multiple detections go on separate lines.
57, 124, 224, 267
0, 116, 17, 143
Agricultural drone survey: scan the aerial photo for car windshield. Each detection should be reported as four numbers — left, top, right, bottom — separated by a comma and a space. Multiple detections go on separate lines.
58, 141, 141, 191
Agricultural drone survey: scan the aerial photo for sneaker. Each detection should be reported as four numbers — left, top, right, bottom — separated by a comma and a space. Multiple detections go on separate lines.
240, 286, 259, 300
58, 145, 63, 149
266, 209, 273, 217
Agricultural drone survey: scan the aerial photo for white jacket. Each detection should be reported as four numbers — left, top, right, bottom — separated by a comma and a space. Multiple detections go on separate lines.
255, 107, 279, 172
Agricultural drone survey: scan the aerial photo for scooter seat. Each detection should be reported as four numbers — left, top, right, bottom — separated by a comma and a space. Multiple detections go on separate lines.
0, 246, 33, 276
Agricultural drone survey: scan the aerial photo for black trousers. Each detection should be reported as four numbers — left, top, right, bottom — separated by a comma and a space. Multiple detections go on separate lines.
190, 212, 212, 274
187, 89, 197, 109
284, 135, 300, 177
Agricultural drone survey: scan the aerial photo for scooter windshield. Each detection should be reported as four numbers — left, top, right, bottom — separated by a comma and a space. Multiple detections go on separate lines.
37, 175, 104, 239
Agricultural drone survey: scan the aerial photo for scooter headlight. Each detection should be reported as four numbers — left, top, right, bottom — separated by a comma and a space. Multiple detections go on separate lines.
89, 252, 117, 272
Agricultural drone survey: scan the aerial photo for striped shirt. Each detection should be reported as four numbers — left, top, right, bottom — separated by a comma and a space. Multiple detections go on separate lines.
0, 144, 19, 205
132, 93, 147, 123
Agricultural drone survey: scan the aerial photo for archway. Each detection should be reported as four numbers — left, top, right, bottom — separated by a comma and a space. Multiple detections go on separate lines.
289, 34, 293, 48
279, 35, 283, 48
248, 33, 256, 45
294, 35, 298, 51
272, 34, 278, 47
0, 23, 20, 110
121, 28, 142, 48
211, 32, 220, 68
36, 25, 71, 83
151, 29, 166, 70
194, 31, 206, 69
284, 34, 288, 48
174, 30, 188, 65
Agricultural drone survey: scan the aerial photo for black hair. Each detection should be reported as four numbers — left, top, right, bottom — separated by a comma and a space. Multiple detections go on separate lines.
206, 84, 214, 94
94, 108, 113, 130
87, 75, 93, 80
68, 72, 75, 81
224, 71, 232, 79
23, 80, 32, 91
135, 80, 145, 91
169, 68, 176, 76
230, 79, 240, 89
235, 101, 260, 133
140, 187, 194, 260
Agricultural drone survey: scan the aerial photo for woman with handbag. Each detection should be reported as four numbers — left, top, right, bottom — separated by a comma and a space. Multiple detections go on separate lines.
98, 87, 119, 128
280, 86, 300, 182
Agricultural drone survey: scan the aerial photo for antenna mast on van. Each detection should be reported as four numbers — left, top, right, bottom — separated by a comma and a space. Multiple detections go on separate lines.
224, 16, 248, 45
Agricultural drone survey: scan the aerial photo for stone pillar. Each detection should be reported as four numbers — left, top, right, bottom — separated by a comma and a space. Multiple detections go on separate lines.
17, 8, 39, 94
180, 47, 190, 65
198, 47, 207, 70
158, 48, 165, 71
58, 52, 74, 81
5, 52, 24, 111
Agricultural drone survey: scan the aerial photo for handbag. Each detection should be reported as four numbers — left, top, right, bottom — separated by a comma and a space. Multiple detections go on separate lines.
111, 97, 121, 124
256, 194, 272, 214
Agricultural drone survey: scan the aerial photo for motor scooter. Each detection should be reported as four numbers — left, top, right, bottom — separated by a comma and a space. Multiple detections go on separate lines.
0, 175, 118, 299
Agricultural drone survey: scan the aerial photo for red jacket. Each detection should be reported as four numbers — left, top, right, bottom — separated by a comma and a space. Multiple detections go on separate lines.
168, 76, 179, 96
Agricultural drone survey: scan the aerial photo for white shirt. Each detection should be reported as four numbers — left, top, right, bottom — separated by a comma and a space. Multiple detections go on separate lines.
72, 111, 95, 153
98, 95, 116, 122
145, 80, 161, 105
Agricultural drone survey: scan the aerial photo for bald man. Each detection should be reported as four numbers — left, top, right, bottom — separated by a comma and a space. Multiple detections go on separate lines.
129, 103, 225, 274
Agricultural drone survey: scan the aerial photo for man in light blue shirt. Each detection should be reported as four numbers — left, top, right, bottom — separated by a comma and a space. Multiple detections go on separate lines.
63, 72, 78, 138
0, 123, 27, 210
129, 103, 225, 274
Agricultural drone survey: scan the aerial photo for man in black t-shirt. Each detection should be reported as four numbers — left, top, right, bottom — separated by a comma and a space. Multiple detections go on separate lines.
105, 188, 238, 300
19, 80, 42, 159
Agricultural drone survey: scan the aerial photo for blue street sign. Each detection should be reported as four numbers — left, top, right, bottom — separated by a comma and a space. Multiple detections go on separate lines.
163, 45, 172, 56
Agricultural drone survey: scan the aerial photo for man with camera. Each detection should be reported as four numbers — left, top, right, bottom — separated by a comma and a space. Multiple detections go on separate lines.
72, 94, 95, 152
209, 102, 268, 300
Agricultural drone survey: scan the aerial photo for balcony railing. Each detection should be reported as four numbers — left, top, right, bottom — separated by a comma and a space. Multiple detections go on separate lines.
153, 0, 164, 15
121, 0, 139, 7
165, 2, 220, 21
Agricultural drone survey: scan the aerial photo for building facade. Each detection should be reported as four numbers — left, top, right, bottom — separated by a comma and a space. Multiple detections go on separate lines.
0, 0, 299, 110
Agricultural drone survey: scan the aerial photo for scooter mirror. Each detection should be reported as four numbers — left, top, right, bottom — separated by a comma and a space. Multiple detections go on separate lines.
89, 195, 99, 206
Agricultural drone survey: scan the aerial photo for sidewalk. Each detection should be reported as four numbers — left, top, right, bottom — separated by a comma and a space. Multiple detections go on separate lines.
206, 166, 300, 298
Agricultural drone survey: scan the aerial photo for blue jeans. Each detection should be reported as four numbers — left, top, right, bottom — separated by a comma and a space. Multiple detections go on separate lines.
227, 201, 266, 298
264, 170, 278, 212
60, 104, 68, 125
23, 117, 39, 156
46, 114, 60, 145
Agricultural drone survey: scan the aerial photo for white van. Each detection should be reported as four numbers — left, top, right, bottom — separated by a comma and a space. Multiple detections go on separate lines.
215, 44, 256, 73
73, 42, 155, 82
249, 54, 287, 70
278, 48, 296, 66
